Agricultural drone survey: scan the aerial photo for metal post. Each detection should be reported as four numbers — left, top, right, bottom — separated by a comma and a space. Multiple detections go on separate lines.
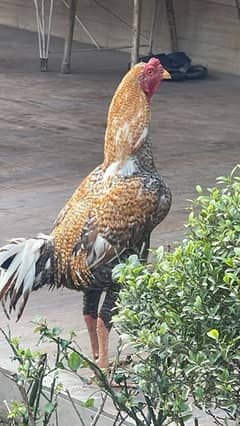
61, 0, 78, 74
148, 0, 158, 55
131, 0, 142, 67
165, 0, 178, 52
235, 0, 240, 22
33, 0, 54, 72
61, 0, 100, 49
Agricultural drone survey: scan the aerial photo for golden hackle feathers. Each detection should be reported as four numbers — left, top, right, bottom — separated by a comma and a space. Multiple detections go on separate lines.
104, 62, 150, 166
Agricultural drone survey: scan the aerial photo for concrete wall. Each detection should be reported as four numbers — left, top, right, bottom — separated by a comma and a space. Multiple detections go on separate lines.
0, 0, 240, 74
174, 0, 240, 75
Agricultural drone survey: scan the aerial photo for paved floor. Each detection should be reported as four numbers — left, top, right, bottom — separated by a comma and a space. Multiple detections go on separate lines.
0, 25, 239, 424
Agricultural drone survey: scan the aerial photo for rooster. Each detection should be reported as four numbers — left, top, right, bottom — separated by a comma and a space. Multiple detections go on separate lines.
0, 58, 171, 369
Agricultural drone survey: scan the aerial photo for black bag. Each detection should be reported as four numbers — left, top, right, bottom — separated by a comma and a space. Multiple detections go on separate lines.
138, 51, 208, 81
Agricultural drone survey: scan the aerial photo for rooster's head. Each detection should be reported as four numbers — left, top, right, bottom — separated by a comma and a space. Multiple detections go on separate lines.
139, 58, 170, 101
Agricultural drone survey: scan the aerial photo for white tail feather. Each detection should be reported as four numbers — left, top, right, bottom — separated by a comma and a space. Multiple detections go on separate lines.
0, 234, 53, 319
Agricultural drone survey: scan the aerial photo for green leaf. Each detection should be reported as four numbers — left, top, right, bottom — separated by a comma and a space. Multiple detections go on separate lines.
60, 338, 70, 349
234, 247, 240, 256
32, 315, 45, 324
207, 329, 219, 340
159, 322, 168, 335
82, 398, 94, 408
51, 326, 63, 336
195, 295, 202, 307
196, 185, 203, 193
68, 351, 82, 371
43, 402, 55, 414
11, 337, 20, 346
113, 373, 125, 384
155, 246, 164, 262
112, 263, 126, 282
69, 330, 77, 338
128, 254, 141, 267
179, 402, 192, 422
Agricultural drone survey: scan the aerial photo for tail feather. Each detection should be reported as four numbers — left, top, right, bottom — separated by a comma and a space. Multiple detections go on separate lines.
0, 234, 55, 320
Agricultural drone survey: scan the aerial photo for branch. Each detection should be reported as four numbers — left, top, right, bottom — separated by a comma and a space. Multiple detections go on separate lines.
90, 392, 108, 426
66, 389, 85, 426
18, 384, 36, 426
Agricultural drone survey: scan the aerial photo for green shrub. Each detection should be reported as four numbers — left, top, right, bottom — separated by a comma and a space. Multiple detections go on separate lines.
113, 166, 240, 425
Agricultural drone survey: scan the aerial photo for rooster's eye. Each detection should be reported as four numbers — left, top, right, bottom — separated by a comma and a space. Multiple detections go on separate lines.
147, 68, 154, 76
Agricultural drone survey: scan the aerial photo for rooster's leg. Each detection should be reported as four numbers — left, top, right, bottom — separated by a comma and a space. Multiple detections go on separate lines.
97, 288, 118, 369
84, 315, 99, 361
83, 290, 102, 361
96, 317, 110, 368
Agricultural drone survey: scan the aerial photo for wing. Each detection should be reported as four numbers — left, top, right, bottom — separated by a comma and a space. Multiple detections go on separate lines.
54, 166, 104, 227
71, 177, 159, 278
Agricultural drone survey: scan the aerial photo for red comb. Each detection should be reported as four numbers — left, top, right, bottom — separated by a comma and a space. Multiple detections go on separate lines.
147, 57, 161, 67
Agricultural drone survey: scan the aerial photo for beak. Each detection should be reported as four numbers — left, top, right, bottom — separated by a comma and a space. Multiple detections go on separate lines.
162, 67, 171, 80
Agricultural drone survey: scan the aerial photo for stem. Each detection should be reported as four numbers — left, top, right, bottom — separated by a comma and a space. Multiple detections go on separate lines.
41, 390, 52, 402
91, 392, 108, 426
206, 409, 225, 426
50, 341, 60, 402
42, 340, 61, 425
112, 412, 121, 425
18, 385, 36, 426
144, 394, 158, 426
33, 354, 47, 420
156, 409, 165, 425
0, 327, 24, 365
128, 406, 145, 426
66, 389, 85, 426
113, 413, 129, 425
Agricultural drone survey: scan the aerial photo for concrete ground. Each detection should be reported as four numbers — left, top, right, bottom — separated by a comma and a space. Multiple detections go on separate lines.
0, 25, 239, 425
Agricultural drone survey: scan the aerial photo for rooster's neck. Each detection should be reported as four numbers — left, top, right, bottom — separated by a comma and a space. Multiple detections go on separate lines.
103, 81, 150, 167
